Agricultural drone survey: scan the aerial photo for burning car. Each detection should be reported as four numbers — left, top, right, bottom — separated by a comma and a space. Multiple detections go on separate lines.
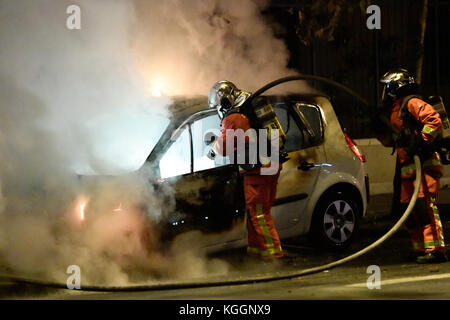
141, 94, 369, 251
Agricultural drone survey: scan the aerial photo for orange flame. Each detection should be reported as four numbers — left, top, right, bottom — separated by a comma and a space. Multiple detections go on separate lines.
113, 203, 123, 213
80, 201, 87, 221
151, 87, 163, 97
150, 79, 168, 97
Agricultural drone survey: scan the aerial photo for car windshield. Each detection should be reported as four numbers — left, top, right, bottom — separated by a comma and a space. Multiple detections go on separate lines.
75, 112, 170, 175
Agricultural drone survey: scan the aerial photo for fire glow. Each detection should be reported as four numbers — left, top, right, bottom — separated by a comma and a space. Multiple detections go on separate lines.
151, 86, 163, 97
113, 203, 123, 213
150, 79, 168, 97
80, 201, 87, 221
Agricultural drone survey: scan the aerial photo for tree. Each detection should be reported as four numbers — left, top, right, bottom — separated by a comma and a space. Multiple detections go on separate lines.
416, 0, 429, 84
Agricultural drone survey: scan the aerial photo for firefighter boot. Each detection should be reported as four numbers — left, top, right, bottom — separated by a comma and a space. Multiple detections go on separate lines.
416, 251, 448, 264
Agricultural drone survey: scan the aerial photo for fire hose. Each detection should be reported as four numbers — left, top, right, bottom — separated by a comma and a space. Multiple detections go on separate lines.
0, 75, 423, 292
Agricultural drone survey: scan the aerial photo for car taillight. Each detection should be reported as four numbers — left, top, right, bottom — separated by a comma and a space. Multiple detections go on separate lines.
343, 133, 366, 162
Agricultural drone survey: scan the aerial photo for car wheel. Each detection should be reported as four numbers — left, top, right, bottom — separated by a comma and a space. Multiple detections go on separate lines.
310, 192, 360, 250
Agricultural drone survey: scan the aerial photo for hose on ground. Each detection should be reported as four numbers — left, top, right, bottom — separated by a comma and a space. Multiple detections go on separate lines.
0, 156, 422, 292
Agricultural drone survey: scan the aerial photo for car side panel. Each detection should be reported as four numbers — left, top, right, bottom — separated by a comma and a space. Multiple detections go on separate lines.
317, 96, 368, 216
271, 145, 326, 232
277, 97, 368, 240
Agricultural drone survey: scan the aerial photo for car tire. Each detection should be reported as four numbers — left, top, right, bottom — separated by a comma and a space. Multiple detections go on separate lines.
310, 191, 360, 250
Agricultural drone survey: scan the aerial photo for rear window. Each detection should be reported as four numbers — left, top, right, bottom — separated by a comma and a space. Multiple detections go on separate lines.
294, 103, 324, 145
273, 104, 304, 152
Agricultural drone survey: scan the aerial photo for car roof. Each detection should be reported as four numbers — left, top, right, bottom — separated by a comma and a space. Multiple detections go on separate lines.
167, 93, 330, 125
167, 95, 209, 123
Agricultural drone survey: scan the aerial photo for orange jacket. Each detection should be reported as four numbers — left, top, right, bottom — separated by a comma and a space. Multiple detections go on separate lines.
213, 112, 281, 174
213, 113, 252, 157
378, 97, 442, 164
213, 112, 260, 174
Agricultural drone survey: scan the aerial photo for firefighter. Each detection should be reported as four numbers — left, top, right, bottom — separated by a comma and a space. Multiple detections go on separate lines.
377, 68, 447, 263
208, 80, 283, 260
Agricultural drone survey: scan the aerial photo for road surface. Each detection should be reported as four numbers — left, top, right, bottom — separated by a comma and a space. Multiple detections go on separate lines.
1, 190, 450, 300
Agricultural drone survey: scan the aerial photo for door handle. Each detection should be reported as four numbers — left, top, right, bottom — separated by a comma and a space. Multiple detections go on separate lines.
298, 161, 315, 171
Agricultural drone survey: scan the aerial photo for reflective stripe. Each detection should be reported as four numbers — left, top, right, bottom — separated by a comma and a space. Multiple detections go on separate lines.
247, 246, 282, 256
423, 158, 442, 168
422, 125, 439, 138
256, 204, 276, 250
412, 198, 446, 252
430, 199, 446, 246
413, 240, 444, 250
401, 163, 416, 177
401, 156, 441, 178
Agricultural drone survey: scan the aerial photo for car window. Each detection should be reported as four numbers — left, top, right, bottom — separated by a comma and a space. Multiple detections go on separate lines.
192, 114, 230, 172
273, 104, 304, 152
159, 126, 191, 178
295, 103, 324, 145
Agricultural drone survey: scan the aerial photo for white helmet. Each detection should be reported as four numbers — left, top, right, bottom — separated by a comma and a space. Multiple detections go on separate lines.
208, 80, 250, 120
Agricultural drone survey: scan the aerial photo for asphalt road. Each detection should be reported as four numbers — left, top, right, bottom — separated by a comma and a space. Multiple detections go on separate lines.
1, 190, 450, 300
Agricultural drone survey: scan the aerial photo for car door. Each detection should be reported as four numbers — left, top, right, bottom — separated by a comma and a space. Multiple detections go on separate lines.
157, 112, 246, 245
270, 100, 326, 231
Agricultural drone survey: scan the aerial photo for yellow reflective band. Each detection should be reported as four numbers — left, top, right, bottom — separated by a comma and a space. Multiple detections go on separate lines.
424, 240, 444, 248
247, 246, 282, 256
422, 125, 439, 138
430, 201, 445, 244
401, 163, 416, 176
256, 204, 276, 250
413, 240, 444, 249
423, 158, 442, 168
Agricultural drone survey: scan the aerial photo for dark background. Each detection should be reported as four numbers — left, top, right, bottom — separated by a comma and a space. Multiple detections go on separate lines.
263, 0, 450, 138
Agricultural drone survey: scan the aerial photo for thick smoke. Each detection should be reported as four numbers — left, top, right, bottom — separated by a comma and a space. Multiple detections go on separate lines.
0, 0, 295, 286
132, 0, 296, 95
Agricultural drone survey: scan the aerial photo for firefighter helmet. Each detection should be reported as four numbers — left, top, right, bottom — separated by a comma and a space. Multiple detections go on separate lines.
208, 80, 250, 120
379, 68, 418, 105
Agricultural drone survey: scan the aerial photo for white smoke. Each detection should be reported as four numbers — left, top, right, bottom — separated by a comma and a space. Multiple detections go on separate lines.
132, 0, 296, 95
0, 0, 172, 175
0, 0, 295, 286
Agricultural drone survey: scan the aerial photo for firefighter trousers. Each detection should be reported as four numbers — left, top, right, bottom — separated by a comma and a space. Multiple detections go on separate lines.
244, 172, 283, 258
400, 156, 446, 254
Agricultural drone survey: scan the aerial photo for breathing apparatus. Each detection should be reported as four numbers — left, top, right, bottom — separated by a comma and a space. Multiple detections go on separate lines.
428, 96, 450, 164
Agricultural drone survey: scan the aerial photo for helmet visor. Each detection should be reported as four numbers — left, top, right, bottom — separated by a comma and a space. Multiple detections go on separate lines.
380, 85, 386, 106
379, 83, 394, 108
